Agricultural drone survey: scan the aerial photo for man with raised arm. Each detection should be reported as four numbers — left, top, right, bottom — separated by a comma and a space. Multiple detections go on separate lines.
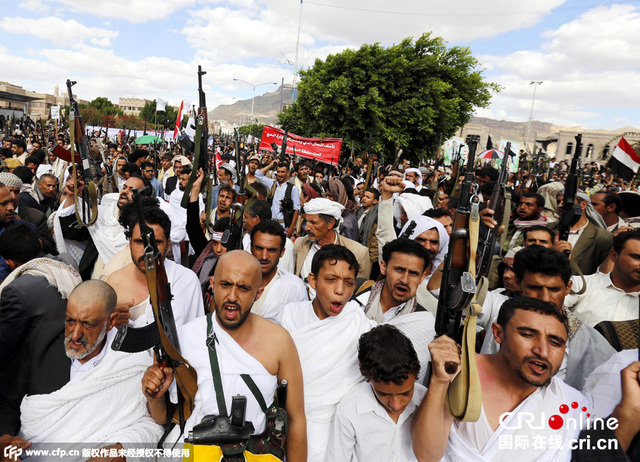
142, 250, 307, 461
413, 297, 590, 462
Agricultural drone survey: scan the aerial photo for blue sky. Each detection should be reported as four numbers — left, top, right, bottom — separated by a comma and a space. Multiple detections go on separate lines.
1, 0, 639, 130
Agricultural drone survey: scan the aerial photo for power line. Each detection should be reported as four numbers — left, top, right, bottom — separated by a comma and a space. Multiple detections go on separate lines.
304, 0, 640, 18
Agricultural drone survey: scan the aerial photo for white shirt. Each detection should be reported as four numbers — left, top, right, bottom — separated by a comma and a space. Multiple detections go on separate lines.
133, 259, 205, 329
325, 380, 427, 462
252, 268, 308, 324
565, 271, 640, 327
567, 221, 588, 248
607, 216, 628, 233
69, 329, 116, 380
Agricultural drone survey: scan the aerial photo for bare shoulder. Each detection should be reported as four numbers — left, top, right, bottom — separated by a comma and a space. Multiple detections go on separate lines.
106, 263, 136, 288
252, 314, 293, 341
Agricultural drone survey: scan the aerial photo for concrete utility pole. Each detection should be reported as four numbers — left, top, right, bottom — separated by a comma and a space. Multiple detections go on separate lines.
233, 79, 277, 123
524, 81, 543, 154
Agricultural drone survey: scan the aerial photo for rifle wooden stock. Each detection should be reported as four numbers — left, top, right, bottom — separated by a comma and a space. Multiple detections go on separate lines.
112, 189, 198, 431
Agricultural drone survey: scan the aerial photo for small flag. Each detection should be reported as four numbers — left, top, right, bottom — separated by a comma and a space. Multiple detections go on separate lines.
156, 98, 166, 111
606, 136, 640, 181
215, 150, 223, 170
173, 101, 184, 139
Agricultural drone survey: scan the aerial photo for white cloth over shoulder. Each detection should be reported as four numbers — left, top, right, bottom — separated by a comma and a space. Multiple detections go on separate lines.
281, 301, 376, 462
253, 268, 308, 324
165, 315, 278, 445
445, 377, 591, 462
19, 335, 162, 448
582, 348, 637, 418
133, 259, 204, 329
87, 193, 129, 265
385, 311, 435, 384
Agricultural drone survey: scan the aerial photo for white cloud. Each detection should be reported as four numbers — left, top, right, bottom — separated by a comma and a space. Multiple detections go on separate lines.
27, 0, 197, 23
0, 16, 118, 48
478, 3, 640, 128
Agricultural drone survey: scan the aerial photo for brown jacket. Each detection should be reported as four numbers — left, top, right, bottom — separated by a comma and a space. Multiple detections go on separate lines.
294, 232, 371, 279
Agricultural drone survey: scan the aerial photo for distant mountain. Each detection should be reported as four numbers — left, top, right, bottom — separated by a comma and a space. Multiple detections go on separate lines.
208, 85, 293, 126
208, 93, 637, 149
466, 117, 563, 142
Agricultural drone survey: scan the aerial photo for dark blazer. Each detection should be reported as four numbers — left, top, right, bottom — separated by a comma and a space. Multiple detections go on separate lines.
17, 206, 58, 255
571, 221, 613, 275
0, 320, 70, 435
165, 176, 178, 196
0, 273, 67, 363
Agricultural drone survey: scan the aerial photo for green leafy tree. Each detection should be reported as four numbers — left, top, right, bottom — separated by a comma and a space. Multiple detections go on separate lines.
79, 106, 103, 126
278, 33, 499, 164
139, 100, 181, 129
238, 124, 264, 139
86, 97, 123, 116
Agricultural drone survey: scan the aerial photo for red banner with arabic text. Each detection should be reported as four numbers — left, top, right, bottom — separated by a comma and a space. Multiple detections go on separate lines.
259, 126, 342, 165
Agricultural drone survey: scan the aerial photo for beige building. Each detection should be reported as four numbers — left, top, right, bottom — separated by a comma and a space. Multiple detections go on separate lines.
0, 81, 88, 121
118, 97, 149, 116
552, 127, 640, 164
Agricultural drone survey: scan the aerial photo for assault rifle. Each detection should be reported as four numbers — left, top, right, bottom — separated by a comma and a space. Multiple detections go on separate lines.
50, 79, 99, 226
111, 189, 198, 435
558, 134, 583, 250
181, 65, 213, 208
476, 142, 511, 278
434, 134, 480, 339
434, 134, 483, 422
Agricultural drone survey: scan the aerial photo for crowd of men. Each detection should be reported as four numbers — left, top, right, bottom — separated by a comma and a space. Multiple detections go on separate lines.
0, 122, 639, 462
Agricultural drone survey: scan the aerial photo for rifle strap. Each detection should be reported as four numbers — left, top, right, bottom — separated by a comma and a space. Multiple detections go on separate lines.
446, 197, 483, 422
499, 190, 512, 254
206, 314, 269, 415
206, 313, 229, 417
181, 115, 204, 208
146, 270, 199, 428
569, 260, 587, 296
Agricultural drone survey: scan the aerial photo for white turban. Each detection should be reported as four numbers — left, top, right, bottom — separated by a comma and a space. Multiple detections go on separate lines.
404, 167, 423, 187
172, 155, 192, 167
399, 216, 449, 269
394, 193, 433, 225
304, 197, 345, 223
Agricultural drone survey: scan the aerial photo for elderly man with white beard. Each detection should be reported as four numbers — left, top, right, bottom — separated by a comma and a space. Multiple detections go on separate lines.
0, 280, 162, 456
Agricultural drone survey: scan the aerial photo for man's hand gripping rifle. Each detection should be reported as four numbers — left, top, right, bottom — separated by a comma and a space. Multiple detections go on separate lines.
434, 134, 483, 422
111, 188, 198, 433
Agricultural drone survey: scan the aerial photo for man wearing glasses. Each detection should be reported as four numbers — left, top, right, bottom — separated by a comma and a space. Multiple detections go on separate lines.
141, 161, 163, 198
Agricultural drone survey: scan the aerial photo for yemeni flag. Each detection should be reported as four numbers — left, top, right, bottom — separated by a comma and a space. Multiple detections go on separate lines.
606, 136, 640, 181
173, 100, 184, 139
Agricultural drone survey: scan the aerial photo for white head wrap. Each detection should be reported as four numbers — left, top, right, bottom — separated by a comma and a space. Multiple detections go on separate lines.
399, 216, 449, 269
576, 191, 607, 229
394, 193, 433, 225
404, 168, 423, 187
172, 155, 192, 167
304, 198, 345, 226
219, 162, 238, 183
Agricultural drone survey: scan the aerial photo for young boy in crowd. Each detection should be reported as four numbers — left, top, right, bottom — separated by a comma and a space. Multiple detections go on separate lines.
325, 324, 426, 461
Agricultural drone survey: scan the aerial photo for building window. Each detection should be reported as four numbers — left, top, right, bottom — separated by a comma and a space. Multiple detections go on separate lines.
603, 144, 610, 157
586, 144, 594, 158
566, 142, 573, 155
